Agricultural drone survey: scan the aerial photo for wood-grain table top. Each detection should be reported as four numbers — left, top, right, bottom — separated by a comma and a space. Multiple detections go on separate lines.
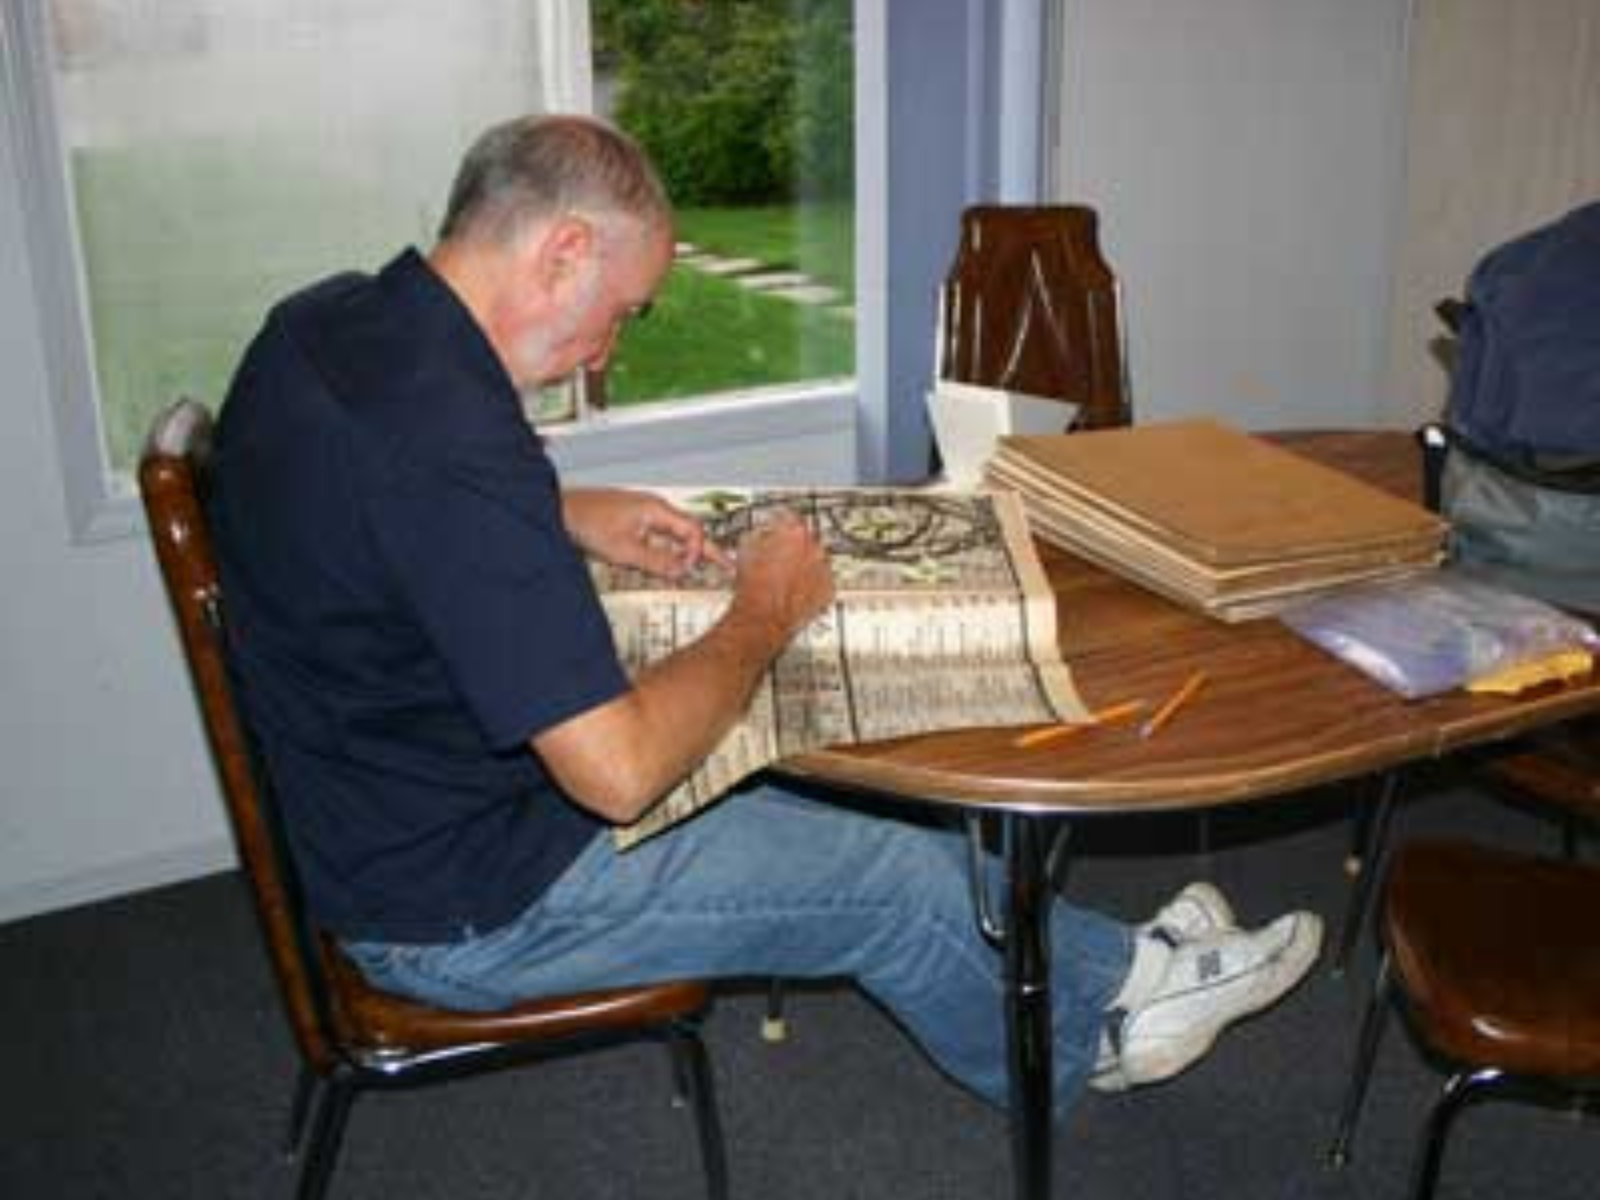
780, 431, 1600, 815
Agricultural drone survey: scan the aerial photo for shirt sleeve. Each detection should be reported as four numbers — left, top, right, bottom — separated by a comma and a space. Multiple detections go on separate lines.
359, 432, 630, 750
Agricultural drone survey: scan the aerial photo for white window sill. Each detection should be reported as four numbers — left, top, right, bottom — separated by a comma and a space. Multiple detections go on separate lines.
542, 380, 859, 485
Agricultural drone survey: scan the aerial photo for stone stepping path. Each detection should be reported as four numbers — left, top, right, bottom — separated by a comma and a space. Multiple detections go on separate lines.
682, 254, 764, 276
675, 243, 851, 315
763, 282, 843, 305
735, 270, 813, 291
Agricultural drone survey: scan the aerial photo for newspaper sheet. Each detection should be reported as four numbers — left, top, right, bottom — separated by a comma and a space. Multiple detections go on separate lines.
593, 488, 1086, 847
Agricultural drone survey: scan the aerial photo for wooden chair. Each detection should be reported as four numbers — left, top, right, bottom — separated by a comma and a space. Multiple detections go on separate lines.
139, 399, 728, 1200
1328, 839, 1600, 1200
939, 204, 1131, 430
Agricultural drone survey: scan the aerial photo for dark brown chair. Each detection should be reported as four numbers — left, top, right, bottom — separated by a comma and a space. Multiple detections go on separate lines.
1329, 839, 1600, 1200
939, 204, 1131, 430
139, 399, 728, 1200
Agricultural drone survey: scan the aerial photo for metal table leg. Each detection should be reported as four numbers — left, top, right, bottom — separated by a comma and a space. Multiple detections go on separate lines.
964, 811, 1059, 1200
1003, 813, 1054, 1200
1335, 769, 1403, 974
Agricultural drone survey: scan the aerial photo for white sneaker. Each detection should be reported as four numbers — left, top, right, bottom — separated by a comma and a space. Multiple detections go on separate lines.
1140, 881, 1236, 944
1091, 911, 1323, 1093
1093, 882, 1237, 1080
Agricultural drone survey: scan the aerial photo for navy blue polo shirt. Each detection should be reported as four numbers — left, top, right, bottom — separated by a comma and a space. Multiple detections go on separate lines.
210, 248, 627, 944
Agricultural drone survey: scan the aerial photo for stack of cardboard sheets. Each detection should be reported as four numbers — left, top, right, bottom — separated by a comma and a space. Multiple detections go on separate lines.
986, 418, 1448, 622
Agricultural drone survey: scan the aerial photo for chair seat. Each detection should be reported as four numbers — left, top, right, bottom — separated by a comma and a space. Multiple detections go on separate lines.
1385, 840, 1600, 1078
326, 944, 711, 1056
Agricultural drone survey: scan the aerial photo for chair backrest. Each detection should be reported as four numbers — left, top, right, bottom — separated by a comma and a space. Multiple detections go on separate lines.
939, 204, 1130, 430
139, 398, 339, 1073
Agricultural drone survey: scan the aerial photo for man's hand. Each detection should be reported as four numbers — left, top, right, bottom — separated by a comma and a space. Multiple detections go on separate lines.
728, 511, 835, 641
532, 506, 832, 824
562, 487, 732, 580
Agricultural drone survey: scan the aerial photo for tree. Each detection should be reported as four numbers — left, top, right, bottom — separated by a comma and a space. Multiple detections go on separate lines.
593, 0, 852, 206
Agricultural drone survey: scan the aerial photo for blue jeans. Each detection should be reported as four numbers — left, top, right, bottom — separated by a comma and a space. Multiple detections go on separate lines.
345, 783, 1133, 1113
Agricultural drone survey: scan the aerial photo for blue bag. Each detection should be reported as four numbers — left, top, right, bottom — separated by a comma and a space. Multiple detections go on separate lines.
1438, 201, 1600, 613
1449, 200, 1600, 465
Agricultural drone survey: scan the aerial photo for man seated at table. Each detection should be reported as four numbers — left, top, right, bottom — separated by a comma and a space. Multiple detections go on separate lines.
208, 112, 1323, 1111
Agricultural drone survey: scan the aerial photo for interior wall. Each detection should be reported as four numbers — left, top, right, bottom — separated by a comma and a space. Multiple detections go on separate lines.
1383, 0, 1600, 430
1050, 0, 1413, 431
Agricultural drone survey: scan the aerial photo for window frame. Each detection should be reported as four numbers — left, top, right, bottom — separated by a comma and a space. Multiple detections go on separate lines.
3, 0, 116, 540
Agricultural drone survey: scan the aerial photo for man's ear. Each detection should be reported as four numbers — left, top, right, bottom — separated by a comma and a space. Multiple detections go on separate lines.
530, 215, 597, 301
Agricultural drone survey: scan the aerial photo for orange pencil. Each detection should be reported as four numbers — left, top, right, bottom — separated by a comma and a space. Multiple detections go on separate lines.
1012, 699, 1146, 749
1139, 670, 1207, 740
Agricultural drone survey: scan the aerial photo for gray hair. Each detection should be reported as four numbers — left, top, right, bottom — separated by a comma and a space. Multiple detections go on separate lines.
437, 114, 671, 246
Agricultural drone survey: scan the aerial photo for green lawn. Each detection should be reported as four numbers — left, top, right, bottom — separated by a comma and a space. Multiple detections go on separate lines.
604, 199, 854, 405
674, 201, 854, 291
71, 139, 854, 465
606, 263, 852, 403
597, 198, 856, 406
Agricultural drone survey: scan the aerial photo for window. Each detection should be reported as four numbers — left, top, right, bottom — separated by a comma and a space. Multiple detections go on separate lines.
4, 0, 860, 538
583, 0, 855, 413
6, 0, 589, 537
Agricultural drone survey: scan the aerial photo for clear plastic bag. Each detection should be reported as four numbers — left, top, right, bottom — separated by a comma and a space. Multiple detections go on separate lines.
1278, 570, 1599, 699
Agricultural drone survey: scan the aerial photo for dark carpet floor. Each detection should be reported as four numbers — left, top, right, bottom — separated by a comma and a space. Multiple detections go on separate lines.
3, 771, 1596, 1198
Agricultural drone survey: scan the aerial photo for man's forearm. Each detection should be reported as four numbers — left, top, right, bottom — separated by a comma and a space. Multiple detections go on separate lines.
628, 601, 793, 787
532, 598, 800, 823
535, 507, 831, 823
558, 487, 614, 557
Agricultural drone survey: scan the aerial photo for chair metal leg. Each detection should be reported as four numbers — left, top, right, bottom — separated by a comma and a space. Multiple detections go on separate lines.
1335, 770, 1403, 975
667, 1028, 692, 1106
283, 1064, 322, 1159
1344, 779, 1376, 877
1410, 1067, 1504, 1200
294, 1070, 357, 1200
668, 1022, 729, 1200
761, 977, 789, 1042
1043, 815, 1073, 894
1328, 952, 1394, 1167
